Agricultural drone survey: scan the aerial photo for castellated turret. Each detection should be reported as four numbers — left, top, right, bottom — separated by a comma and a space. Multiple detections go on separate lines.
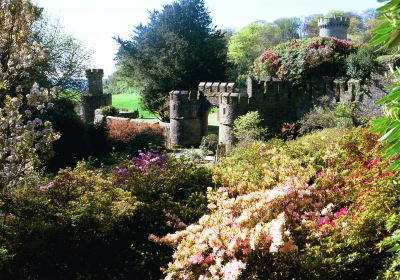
318, 17, 350, 40
86, 69, 104, 95
169, 90, 202, 147
80, 69, 112, 123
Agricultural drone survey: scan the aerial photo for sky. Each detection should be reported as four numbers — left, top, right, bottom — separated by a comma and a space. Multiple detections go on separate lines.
34, 0, 382, 77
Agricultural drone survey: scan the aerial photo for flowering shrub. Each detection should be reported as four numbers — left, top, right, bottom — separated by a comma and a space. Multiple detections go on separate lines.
0, 151, 212, 279
252, 37, 371, 86
0, 0, 59, 191
131, 149, 169, 172
160, 128, 400, 279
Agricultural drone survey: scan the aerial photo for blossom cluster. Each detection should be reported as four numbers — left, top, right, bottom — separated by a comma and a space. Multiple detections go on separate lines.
252, 37, 363, 85
131, 149, 169, 173
0, 0, 59, 191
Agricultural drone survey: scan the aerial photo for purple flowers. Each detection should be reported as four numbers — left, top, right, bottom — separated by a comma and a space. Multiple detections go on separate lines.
131, 149, 169, 173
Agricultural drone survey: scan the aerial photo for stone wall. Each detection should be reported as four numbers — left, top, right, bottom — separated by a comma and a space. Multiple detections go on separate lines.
168, 76, 377, 151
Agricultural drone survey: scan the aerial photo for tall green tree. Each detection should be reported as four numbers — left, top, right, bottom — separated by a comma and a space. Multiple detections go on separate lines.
273, 17, 301, 41
227, 22, 281, 82
115, 0, 227, 121
31, 15, 92, 92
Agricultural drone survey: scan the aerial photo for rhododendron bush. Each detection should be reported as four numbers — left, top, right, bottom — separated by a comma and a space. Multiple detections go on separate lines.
159, 128, 400, 279
251, 37, 377, 86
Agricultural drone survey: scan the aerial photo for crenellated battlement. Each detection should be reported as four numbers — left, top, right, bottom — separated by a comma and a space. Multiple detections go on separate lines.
318, 17, 350, 28
198, 82, 236, 94
170, 90, 199, 101
85, 69, 104, 79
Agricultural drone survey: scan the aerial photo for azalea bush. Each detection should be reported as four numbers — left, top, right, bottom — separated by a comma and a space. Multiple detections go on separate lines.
252, 37, 379, 86
0, 151, 212, 279
159, 128, 400, 279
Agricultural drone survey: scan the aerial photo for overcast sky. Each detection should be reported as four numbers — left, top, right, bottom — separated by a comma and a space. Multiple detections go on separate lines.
34, 0, 382, 77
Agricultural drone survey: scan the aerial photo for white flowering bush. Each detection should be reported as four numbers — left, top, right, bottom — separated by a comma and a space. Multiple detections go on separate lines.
158, 141, 321, 279
0, 0, 59, 191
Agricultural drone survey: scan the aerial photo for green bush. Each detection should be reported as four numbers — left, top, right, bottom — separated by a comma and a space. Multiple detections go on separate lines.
0, 153, 212, 279
346, 45, 381, 80
128, 128, 165, 155
101, 105, 119, 117
200, 134, 219, 155
233, 111, 268, 143
44, 98, 110, 172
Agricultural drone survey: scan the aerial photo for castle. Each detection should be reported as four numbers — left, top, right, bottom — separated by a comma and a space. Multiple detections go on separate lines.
81, 16, 372, 152
169, 17, 355, 151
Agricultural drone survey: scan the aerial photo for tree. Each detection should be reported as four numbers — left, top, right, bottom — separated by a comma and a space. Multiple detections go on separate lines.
31, 15, 92, 92
115, 0, 227, 121
227, 22, 281, 82
302, 14, 323, 38
0, 0, 59, 191
273, 17, 301, 41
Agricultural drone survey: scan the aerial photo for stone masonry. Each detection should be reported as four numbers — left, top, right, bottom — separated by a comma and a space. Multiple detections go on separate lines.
318, 17, 350, 40
80, 69, 112, 123
169, 77, 367, 152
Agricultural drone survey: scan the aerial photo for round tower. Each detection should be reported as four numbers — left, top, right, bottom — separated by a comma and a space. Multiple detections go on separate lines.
169, 90, 202, 147
218, 91, 249, 152
318, 17, 350, 40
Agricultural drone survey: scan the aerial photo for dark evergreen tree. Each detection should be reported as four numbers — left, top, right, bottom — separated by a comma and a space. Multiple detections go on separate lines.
115, 0, 228, 121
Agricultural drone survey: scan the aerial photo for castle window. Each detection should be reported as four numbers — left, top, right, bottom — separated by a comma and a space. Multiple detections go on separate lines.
223, 108, 226, 115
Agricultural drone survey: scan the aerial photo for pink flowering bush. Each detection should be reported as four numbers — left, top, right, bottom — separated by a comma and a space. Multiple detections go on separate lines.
159, 128, 400, 279
252, 37, 367, 86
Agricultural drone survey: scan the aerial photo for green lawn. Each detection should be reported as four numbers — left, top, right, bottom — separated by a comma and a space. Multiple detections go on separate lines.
112, 92, 219, 133
112, 92, 155, 118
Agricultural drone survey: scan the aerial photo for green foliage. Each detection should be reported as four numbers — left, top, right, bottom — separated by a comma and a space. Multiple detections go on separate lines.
44, 98, 111, 172
128, 128, 166, 155
369, 0, 400, 171
227, 23, 283, 82
273, 17, 301, 41
298, 104, 337, 134
252, 37, 373, 86
115, 0, 227, 120
346, 45, 381, 80
200, 134, 219, 155
0, 155, 212, 279
334, 103, 355, 127
233, 111, 268, 143
101, 105, 119, 116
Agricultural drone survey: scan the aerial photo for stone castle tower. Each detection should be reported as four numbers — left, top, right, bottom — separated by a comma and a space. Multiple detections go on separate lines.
318, 17, 350, 40
80, 69, 112, 123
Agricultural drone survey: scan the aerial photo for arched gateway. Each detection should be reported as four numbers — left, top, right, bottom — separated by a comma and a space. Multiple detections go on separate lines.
169, 82, 249, 152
